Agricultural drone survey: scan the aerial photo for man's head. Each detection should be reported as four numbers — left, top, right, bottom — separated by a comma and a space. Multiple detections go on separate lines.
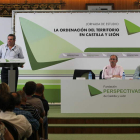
35, 83, 44, 95
0, 82, 10, 95
11, 92, 21, 106
7, 34, 16, 47
23, 81, 36, 96
109, 55, 118, 67
0, 93, 15, 112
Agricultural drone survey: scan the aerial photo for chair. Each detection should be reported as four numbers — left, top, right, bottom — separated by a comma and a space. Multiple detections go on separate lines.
27, 130, 39, 140
99, 70, 103, 79
1, 119, 18, 140
38, 123, 45, 139
73, 69, 95, 79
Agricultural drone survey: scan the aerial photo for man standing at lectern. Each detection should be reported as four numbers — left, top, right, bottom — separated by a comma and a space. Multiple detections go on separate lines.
0, 34, 24, 91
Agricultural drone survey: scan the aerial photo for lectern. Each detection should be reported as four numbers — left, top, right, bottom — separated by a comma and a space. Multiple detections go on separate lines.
0, 59, 25, 92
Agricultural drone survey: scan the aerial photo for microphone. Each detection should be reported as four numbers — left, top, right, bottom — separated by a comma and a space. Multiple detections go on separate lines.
12, 49, 16, 53
4, 49, 8, 58
12, 46, 16, 53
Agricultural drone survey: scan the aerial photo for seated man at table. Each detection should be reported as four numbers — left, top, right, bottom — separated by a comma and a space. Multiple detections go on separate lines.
102, 55, 124, 79
133, 65, 140, 79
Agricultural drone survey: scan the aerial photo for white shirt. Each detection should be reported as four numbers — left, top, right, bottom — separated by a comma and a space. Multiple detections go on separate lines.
102, 65, 124, 79
0, 43, 24, 59
0, 111, 32, 140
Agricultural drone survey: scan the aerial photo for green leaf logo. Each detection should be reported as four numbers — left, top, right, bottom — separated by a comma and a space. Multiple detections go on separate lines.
6, 59, 9, 62
88, 85, 102, 96
19, 17, 83, 70
124, 19, 140, 35
0, 40, 4, 45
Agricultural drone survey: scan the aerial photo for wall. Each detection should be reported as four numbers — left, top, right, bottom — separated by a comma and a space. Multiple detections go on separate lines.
0, 0, 139, 10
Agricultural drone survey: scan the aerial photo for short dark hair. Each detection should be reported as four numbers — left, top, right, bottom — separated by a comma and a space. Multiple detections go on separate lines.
8, 34, 16, 40
23, 81, 36, 96
0, 93, 15, 112
11, 92, 21, 106
110, 55, 118, 61
36, 83, 44, 94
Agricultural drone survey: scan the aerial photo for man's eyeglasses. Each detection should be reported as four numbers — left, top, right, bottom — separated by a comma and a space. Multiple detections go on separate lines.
110, 58, 116, 60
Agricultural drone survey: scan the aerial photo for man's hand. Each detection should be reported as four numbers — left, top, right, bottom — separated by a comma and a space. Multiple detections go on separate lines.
112, 75, 121, 78
20, 65, 24, 68
39, 117, 43, 124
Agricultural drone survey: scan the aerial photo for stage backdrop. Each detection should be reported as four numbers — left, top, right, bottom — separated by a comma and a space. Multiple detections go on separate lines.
13, 11, 140, 75
0, 17, 11, 45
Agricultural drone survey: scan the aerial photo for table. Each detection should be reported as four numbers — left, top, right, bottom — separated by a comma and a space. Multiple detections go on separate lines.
61, 80, 140, 113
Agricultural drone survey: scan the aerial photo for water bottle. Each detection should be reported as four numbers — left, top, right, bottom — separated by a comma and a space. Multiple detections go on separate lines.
88, 72, 92, 80
122, 72, 125, 80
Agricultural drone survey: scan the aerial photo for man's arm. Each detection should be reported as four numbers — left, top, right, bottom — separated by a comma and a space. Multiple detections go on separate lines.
41, 93, 49, 116
0, 44, 4, 59
133, 66, 140, 79
18, 46, 24, 59
18, 46, 24, 67
38, 100, 45, 117
112, 66, 124, 78
119, 66, 124, 78
103, 66, 112, 79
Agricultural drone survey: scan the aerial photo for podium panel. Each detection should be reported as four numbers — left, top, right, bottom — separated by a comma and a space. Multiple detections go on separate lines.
8, 70, 16, 92
61, 80, 140, 113
0, 59, 25, 92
